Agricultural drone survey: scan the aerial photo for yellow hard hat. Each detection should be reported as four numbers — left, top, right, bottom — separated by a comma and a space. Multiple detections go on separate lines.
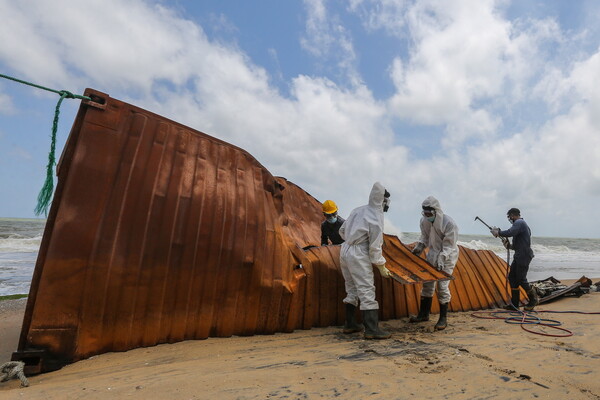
322, 200, 338, 214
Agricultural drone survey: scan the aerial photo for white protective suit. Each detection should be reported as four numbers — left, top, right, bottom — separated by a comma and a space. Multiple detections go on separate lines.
417, 196, 459, 304
339, 182, 387, 310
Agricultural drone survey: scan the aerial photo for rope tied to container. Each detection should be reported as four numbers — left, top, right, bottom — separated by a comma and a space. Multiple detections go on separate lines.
0, 73, 91, 216
0, 361, 29, 387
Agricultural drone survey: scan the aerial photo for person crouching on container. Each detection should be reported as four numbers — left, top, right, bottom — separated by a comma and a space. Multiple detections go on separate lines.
338, 182, 392, 340
410, 196, 459, 331
321, 200, 345, 246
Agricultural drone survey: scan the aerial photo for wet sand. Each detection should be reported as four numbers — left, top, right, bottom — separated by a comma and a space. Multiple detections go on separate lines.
1, 285, 599, 399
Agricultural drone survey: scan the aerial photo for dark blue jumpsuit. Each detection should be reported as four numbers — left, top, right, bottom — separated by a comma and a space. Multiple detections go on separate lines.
321, 217, 345, 245
499, 219, 535, 290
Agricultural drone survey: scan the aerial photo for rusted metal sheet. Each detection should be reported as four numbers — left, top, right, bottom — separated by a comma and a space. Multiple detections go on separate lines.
14, 89, 518, 373
383, 235, 451, 284
535, 276, 592, 304
292, 239, 450, 329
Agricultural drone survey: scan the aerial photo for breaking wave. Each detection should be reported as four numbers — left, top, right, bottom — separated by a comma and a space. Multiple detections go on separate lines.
0, 235, 43, 253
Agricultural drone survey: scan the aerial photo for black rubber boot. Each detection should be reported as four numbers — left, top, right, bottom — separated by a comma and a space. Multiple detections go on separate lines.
504, 288, 520, 310
409, 296, 432, 323
362, 309, 391, 340
434, 302, 448, 331
524, 287, 539, 311
342, 303, 363, 334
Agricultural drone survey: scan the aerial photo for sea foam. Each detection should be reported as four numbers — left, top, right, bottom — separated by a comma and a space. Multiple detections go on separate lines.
0, 235, 43, 253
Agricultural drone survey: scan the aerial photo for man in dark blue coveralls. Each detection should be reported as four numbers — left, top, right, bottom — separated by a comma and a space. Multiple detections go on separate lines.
491, 208, 538, 311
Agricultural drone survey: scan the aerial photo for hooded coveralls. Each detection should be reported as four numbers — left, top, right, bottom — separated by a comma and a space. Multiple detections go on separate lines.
338, 182, 386, 310
417, 196, 459, 304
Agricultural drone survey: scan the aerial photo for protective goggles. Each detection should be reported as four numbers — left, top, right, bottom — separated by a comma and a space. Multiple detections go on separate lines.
421, 209, 435, 217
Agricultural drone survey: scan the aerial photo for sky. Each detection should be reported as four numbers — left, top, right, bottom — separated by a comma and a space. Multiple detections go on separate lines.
0, 0, 599, 238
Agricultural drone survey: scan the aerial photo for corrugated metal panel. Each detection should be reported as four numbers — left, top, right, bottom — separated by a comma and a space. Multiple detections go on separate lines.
14, 89, 520, 373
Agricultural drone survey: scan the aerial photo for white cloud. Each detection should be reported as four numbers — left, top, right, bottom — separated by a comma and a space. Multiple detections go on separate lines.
437, 40, 600, 236
10, 147, 33, 160
0, 0, 214, 93
301, 0, 360, 85
0, 91, 14, 115
0, 0, 599, 238
348, 0, 411, 36
562, 50, 600, 107
207, 12, 239, 36
301, 0, 330, 57
376, 0, 562, 146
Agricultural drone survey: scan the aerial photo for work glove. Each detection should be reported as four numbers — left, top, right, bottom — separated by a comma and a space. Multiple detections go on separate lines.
490, 227, 500, 238
412, 242, 425, 256
375, 264, 391, 279
436, 255, 446, 271
437, 260, 445, 271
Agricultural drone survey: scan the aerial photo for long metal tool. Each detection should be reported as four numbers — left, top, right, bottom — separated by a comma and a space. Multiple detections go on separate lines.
475, 215, 511, 262
475, 216, 509, 248
474, 216, 493, 230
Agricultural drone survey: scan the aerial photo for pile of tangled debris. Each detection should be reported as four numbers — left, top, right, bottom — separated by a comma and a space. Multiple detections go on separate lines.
531, 276, 599, 304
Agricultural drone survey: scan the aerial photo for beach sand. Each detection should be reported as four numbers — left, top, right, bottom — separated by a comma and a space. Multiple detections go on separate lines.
1, 284, 600, 399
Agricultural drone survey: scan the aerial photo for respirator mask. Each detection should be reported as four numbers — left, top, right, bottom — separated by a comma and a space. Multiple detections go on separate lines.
383, 189, 391, 212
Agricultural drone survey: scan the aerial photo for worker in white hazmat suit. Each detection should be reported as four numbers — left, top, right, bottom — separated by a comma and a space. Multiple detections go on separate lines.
409, 196, 459, 330
338, 182, 392, 340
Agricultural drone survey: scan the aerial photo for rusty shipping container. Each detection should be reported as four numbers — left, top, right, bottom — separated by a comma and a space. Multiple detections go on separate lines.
13, 89, 519, 373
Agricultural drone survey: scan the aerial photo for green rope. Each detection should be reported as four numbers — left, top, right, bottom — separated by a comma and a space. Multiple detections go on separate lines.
0, 73, 90, 101
0, 73, 91, 216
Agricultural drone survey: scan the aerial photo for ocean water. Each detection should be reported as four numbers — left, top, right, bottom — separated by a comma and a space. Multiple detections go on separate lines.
1, 218, 599, 296
0, 218, 46, 296
401, 232, 600, 283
